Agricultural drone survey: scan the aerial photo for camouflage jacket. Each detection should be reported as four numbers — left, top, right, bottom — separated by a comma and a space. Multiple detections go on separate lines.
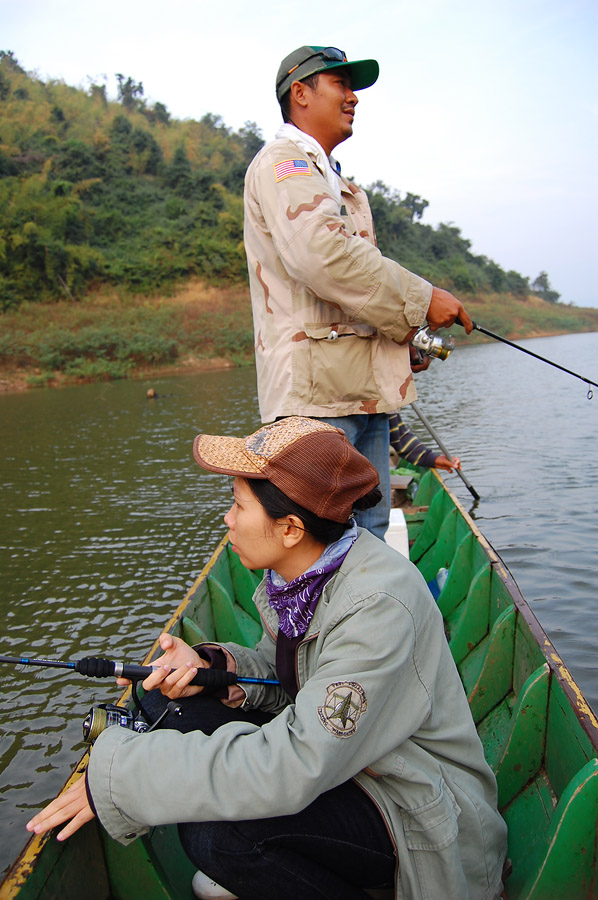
243, 128, 433, 422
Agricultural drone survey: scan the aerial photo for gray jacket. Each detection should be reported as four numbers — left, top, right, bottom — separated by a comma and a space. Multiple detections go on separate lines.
88, 529, 506, 899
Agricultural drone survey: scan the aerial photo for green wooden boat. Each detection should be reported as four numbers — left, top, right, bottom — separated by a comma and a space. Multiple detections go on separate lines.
2, 468, 597, 900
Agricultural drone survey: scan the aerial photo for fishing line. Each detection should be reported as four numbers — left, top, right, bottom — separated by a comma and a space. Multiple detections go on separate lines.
458, 320, 597, 398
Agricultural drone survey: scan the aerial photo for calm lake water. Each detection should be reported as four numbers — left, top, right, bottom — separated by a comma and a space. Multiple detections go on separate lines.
0, 330, 597, 875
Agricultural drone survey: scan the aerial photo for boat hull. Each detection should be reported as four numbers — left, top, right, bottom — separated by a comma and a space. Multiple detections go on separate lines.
2, 473, 597, 899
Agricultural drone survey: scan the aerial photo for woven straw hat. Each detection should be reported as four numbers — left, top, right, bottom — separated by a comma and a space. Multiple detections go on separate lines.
193, 416, 379, 523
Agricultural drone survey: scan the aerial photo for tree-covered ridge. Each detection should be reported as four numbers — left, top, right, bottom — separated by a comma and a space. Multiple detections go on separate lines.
0, 53, 262, 308
0, 52, 559, 311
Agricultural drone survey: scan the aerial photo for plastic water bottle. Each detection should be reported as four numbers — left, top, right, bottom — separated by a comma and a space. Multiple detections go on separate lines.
436, 567, 449, 592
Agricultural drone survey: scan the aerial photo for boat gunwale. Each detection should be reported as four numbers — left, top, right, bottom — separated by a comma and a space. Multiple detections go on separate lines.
429, 469, 598, 751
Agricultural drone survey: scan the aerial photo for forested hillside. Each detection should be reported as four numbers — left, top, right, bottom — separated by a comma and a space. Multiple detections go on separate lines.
3, 51, 596, 392
0, 52, 262, 308
0, 50, 560, 309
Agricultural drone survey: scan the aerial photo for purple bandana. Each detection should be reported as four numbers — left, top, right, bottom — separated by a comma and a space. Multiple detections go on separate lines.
266, 522, 358, 638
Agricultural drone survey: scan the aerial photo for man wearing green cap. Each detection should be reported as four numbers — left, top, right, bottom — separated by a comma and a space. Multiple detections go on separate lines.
244, 46, 473, 539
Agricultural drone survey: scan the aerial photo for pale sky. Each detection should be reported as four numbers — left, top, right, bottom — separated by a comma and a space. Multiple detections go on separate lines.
2, 0, 597, 306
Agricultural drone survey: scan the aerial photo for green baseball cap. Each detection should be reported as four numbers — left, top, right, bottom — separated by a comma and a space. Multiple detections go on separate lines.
276, 46, 379, 102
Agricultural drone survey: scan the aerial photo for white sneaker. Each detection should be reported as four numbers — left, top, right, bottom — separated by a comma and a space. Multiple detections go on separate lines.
191, 868, 238, 899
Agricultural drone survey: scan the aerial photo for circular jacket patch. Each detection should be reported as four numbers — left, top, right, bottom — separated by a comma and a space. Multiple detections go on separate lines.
317, 681, 367, 738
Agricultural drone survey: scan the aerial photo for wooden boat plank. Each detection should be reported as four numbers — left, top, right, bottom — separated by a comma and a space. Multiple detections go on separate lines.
463, 604, 516, 723
181, 616, 210, 646
227, 547, 262, 624
512, 759, 598, 900
446, 563, 492, 663
494, 664, 549, 807
435, 531, 475, 616
102, 826, 193, 900
141, 825, 196, 900
500, 774, 555, 899
545, 680, 597, 797
425, 472, 598, 752
476, 698, 517, 771
207, 574, 261, 646
0, 788, 110, 900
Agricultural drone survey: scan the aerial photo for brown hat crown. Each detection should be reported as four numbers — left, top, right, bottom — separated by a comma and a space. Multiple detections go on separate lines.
193, 417, 379, 523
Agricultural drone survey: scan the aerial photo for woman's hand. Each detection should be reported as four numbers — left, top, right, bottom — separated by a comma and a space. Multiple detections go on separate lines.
117, 633, 209, 699
26, 774, 94, 841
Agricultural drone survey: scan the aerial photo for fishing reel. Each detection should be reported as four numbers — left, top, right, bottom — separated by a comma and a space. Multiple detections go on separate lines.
82, 703, 150, 744
410, 326, 454, 362
83, 681, 183, 744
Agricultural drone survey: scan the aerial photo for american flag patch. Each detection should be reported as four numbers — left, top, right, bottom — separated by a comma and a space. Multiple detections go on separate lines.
274, 159, 311, 182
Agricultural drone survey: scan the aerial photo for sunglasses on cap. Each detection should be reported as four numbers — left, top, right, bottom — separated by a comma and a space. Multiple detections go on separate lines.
277, 47, 348, 89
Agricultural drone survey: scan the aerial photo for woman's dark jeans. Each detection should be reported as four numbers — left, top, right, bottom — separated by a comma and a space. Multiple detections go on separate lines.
141, 691, 396, 900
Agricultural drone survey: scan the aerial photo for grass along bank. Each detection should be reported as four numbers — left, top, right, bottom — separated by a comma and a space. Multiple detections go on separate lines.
450, 292, 598, 343
1, 281, 597, 393
0, 280, 254, 391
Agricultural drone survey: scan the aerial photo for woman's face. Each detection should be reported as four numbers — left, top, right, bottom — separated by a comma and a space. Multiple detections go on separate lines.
224, 478, 283, 572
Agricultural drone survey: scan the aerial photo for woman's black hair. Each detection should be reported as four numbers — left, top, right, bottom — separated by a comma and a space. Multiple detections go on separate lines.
246, 478, 382, 544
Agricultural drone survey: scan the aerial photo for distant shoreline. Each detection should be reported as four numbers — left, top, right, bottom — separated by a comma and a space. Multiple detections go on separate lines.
2, 327, 596, 396
1, 279, 597, 395
0, 355, 237, 394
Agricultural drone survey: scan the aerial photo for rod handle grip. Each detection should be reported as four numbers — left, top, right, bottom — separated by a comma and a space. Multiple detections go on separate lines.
456, 316, 478, 330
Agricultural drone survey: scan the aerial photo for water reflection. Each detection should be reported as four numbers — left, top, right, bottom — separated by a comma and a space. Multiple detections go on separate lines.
0, 368, 263, 872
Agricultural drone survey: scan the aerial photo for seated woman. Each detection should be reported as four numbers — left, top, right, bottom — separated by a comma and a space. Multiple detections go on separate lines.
27, 416, 507, 900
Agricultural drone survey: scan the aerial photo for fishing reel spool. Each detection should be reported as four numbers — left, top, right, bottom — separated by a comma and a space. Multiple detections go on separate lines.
82, 680, 183, 743
82, 703, 150, 744
411, 326, 454, 361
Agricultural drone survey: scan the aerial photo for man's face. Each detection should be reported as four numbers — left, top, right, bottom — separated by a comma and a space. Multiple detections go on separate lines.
302, 69, 358, 153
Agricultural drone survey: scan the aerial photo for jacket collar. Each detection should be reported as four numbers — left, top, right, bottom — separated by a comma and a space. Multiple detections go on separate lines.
275, 123, 342, 205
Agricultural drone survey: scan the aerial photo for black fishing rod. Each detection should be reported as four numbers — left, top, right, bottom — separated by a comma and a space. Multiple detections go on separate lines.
459, 320, 598, 398
410, 402, 480, 501
0, 654, 280, 687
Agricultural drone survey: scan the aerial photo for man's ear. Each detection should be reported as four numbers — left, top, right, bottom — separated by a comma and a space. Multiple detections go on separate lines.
281, 514, 306, 549
290, 79, 310, 110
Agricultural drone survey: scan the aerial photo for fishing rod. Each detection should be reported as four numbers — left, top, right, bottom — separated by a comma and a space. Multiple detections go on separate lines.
410, 402, 481, 502
1, 654, 280, 743
0, 654, 280, 687
458, 319, 598, 398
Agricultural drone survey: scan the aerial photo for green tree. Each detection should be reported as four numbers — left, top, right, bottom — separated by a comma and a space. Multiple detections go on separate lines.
0, 69, 10, 100
116, 74, 144, 110
164, 146, 194, 192
88, 81, 107, 104
505, 270, 530, 295
153, 101, 170, 124
532, 271, 560, 303
486, 260, 507, 292
0, 50, 24, 72
237, 121, 264, 165
401, 192, 429, 221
